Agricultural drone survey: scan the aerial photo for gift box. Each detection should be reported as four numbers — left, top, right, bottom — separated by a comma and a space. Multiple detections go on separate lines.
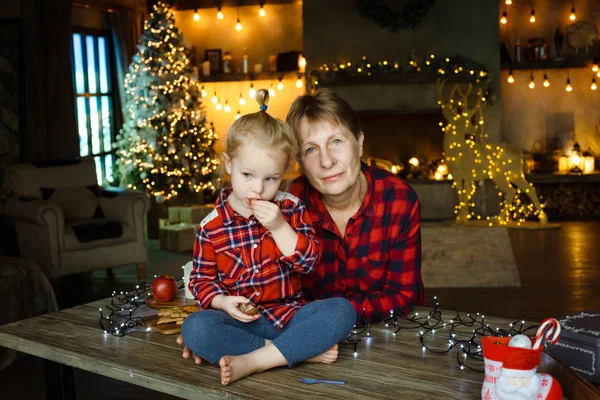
547, 311, 600, 383
159, 223, 197, 252
168, 206, 181, 224
167, 205, 215, 224
178, 204, 215, 224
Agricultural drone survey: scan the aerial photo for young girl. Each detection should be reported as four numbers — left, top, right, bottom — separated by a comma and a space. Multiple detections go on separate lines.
182, 89, 356, 385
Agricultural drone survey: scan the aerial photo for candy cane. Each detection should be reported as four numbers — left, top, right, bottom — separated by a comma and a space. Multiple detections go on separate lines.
532, 318, 561, 350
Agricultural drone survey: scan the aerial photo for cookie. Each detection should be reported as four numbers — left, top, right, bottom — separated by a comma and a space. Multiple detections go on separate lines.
239, 303, 259, 315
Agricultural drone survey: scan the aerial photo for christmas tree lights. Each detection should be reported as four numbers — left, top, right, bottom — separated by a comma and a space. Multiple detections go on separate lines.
114, 2, 219, 203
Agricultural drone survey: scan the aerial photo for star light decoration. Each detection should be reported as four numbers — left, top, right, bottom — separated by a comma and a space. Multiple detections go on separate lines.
114, 2, 219, 203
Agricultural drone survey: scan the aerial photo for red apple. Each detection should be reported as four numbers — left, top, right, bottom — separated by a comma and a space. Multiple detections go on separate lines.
152, 274, 177, 302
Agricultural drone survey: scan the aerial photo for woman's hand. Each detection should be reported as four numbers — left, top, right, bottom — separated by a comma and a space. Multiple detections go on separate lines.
251, 200, 285, 232
211, 294, 261, 323
176, 334, 203, 364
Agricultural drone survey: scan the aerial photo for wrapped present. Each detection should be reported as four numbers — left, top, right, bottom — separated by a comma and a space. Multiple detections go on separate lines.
178, 204, 215, 224
547, 311, 600, 383
168, 206, 181, 224
159, 223, 196, 252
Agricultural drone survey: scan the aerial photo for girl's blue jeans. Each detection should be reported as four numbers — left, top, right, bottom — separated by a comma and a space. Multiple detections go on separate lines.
181, 297, 356, 366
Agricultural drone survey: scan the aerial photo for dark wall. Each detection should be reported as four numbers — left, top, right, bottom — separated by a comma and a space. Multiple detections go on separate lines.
303, 0, 501, 142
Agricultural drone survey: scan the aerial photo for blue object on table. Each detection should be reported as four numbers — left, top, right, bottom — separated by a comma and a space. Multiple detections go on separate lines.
300, 378, 346, 385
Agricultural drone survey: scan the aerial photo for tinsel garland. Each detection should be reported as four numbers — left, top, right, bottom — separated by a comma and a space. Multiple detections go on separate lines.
358, 0, 437, 32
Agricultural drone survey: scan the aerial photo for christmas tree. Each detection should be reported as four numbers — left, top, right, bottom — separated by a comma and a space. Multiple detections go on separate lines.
114, 1, 219, 204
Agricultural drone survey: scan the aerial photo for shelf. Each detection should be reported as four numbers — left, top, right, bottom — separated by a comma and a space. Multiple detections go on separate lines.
501, 57, 596, 71
199, 70, 301, 83
315, 72, 480, 87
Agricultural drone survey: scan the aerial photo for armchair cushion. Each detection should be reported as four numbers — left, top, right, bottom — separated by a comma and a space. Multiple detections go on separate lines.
71, 219, 123, 243
40, 186, 100, 220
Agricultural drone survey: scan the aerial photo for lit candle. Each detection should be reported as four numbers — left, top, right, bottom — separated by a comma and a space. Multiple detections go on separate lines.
298, 54, 306, 73
584, 156, 595, 174
183, 261, 195, 299
202, 61, 210, 76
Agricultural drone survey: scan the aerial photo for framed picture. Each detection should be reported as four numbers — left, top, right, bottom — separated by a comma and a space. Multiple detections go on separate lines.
205, 49, 222, 74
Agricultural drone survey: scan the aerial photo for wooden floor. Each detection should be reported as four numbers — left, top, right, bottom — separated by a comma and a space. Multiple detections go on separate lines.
1, 221, 599, 399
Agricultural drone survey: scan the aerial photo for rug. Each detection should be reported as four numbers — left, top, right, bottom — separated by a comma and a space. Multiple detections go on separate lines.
421, 223, 521, 288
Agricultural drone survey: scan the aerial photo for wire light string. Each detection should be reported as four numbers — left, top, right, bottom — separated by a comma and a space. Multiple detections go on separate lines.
98, 284, 154, 336
341, 296, 543, 372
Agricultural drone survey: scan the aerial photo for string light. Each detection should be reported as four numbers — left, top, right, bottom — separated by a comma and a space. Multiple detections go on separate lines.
269, 85, 276, 97
592, 59, 599, 73
308, 54, 490, 95
239, 93, 246, 105
528, 72, 535, 89
217, 6, 224, 19
259, 2, 266, 17
500, 11, 507, 24
566, 77, 573, 92
543, 72, 550, 87
296, 75, 303, 88
235, 7, 242, 31
570, 1, 576, 21
216, 102, 223, 111
340, 297, 544, 372
193, 8, 200, 21
277, 77, 284, 90
98, 284, 153, 336
235, 110, 241, 119
505, 0, 512, 4
507, 70, 514, 83
529, 8, 536, 23
224, 100, 231, 113
592, 77, 598, 91
212, 92, 218, 104
200, 85, 206, 97
248, 83, 255, 98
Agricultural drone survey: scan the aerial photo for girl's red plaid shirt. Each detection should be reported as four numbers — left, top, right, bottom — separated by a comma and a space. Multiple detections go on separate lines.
189, 188, 320, 329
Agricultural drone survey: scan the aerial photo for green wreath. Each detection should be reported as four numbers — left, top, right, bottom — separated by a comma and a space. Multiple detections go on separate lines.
358, 0, 437, 32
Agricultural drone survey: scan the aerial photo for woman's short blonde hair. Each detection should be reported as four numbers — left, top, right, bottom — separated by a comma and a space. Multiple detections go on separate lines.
286, 89, 363, 148
218, 89, 297, 184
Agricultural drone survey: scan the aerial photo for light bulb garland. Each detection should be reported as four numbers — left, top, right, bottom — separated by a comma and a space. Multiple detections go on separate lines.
339, 296, 544, 372
307, 53, 491, 97
98, 284, 152, 336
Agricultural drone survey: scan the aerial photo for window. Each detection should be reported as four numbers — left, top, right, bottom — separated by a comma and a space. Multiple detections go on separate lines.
71, 31, 116, 185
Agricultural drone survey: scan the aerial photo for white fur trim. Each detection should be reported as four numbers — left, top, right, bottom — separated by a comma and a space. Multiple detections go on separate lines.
274, 191, 300, 204
200, 208, 218, 228
500, 368, 537, 378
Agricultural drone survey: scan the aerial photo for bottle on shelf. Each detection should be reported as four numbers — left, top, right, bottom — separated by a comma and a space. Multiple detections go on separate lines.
223, 52, 233, 74
515, 37, 522, 63
242, 48, 249, 74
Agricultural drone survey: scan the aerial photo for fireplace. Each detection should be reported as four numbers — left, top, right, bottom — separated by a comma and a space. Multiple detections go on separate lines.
358, 110, 444, 169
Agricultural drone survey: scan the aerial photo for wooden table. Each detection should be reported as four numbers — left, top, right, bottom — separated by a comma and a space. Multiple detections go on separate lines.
0, 301, 598, 399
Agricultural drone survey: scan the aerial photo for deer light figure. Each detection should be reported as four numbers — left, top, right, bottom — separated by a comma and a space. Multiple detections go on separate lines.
436, 79, 547, 225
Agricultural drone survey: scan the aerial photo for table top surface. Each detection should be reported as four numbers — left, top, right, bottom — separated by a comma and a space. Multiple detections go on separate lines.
0, 301, 594, 399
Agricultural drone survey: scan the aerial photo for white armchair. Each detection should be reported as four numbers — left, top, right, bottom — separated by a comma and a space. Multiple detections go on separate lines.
4, 158, 150, 281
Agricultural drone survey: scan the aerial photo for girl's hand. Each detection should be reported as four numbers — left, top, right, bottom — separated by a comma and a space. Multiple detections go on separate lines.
212, 295, 261, 323
251, 200, 285, 232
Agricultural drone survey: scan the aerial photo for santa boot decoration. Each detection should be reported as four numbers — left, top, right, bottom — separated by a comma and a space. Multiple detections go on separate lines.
482, 318, 563, 400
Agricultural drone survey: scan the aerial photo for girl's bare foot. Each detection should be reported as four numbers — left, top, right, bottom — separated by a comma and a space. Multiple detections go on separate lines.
306, 344, 339, 364
219, 354, 258, 385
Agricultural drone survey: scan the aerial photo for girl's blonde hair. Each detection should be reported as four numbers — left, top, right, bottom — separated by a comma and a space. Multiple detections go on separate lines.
217, 89, 298, 186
